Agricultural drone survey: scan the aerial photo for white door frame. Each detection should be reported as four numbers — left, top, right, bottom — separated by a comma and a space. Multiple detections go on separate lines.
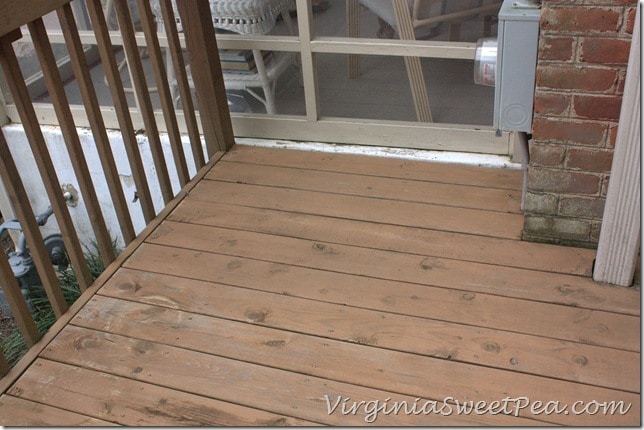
0, 0, 512, 154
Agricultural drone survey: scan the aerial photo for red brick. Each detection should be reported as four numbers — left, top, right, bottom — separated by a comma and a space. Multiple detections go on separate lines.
559, 196, 606, 218
523, 215, 592, 242
580, 37, 631, 64
528, 167, 601, 194
530, 142, 566, 167
566, 147, 614, 172
537, 65, 618, 92
573, 95, 623, 120
625, 7, 636, 34
538, 36, 575, 61
534, 92, 571, 116
616, 69, 627, 93
607, 124, 618, 148
533, 117, 607, 146
541, 7, 620, 33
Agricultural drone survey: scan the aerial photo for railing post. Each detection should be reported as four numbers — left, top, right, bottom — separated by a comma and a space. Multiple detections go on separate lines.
175, 1, 234, 157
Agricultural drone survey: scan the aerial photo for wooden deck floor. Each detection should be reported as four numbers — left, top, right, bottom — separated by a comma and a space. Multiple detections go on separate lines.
0, 145, 639, 426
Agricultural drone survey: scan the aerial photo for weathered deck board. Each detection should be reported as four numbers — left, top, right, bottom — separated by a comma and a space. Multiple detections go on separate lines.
207, 161, 523, 213
222, 145, 524, 190
189, 180, 525, 239
95, 270, 638, 391
0, 395, 115, 426
169, 199, 596, 276
0, 145, 639, 426
8, 359, 315, 426
142, 222, 637, 315
40, 326, 539, 426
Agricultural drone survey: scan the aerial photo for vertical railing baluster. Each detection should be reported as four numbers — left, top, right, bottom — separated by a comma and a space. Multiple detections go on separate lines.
85, 0, 156, 224
0, 128, 68, 319
0, 351, 10, 377
57, 3, 136, 246
136, 0, 190, 187
112, 0, 174, 204
176, 1, 235, 157
0, 29, 93, 294
159, 0, 205, 171
0, 242, 40, 347
28, 17, 116, 266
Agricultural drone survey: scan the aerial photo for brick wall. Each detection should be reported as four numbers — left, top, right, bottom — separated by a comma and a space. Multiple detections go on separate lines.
522, 0, 637, 248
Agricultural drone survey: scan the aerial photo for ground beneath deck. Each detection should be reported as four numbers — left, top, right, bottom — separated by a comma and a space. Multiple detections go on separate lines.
0, 145, 640, 426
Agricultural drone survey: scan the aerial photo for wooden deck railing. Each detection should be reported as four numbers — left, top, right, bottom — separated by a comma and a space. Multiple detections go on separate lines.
0, 0, 234, 377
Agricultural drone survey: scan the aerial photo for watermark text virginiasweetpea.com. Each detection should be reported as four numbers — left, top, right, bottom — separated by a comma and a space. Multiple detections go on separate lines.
324, 395, 632, 423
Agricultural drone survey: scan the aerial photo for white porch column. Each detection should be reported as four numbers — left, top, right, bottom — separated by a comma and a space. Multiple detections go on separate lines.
593, 4, 641, 286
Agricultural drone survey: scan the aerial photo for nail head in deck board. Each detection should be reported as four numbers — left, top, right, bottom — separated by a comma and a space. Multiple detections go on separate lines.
190, 180, 525, 239
9, 359, 313, 426
169, 198, 595, 276
207, 161, 523, 213
0, 395, 115, 426
78, 292, 640, 394
223, 144, 523, 191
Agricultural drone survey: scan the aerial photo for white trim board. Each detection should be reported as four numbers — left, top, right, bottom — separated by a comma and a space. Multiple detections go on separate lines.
234, 137, 522, 170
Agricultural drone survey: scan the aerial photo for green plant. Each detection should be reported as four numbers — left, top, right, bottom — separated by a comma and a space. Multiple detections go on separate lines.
0, 239, 120, 367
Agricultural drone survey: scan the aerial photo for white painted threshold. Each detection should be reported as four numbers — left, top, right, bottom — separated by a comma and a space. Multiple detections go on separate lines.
235, 137, 522, 170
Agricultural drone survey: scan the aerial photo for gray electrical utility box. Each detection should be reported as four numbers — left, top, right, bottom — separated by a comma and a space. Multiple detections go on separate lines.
494, 0, 541, 133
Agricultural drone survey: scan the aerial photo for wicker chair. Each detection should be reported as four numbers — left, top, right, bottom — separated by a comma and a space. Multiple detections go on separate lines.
359, 0, 501, 41
152, 0, 296, 115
